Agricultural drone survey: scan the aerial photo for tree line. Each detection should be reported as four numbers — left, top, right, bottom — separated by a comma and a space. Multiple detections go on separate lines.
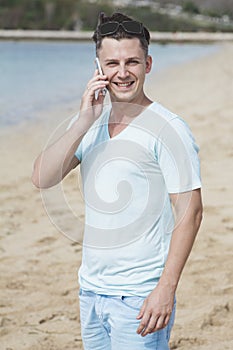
0, 0, 232, 32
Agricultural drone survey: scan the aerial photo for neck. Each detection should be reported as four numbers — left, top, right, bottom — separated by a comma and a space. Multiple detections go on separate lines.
110, 95, 152, 123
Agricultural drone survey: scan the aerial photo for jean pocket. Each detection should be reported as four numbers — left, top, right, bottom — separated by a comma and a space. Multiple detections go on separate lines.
120, 296, 144, 311
78, 288, 94, 298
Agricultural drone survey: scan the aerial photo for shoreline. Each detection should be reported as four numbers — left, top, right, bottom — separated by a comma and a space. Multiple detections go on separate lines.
1, 29, 233, 43
0, 41, 220, 130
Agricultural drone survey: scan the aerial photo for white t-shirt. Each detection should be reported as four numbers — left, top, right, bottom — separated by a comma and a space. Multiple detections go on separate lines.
74, 102, 201, 297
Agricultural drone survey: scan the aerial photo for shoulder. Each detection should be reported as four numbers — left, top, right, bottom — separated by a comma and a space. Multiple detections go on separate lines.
149, 102, 195, 140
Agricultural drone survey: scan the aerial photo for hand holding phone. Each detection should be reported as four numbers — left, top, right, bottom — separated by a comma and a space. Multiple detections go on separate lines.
95, 57, 107, 99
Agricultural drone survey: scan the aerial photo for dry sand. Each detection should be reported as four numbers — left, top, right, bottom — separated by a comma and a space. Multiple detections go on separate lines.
0, 43, 233, 350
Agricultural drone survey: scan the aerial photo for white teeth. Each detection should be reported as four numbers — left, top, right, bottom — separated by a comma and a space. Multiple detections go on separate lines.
117, 82, 132, 87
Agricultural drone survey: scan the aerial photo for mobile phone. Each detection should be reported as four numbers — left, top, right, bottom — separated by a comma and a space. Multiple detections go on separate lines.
95, 57, 107, 99
95, 57, 104, 76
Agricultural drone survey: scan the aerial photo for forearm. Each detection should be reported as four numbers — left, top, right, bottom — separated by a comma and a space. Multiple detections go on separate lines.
159, 216, 202, 293
136, 194, 202, 336
32, 68, 109, 189
32, 117, 90, 188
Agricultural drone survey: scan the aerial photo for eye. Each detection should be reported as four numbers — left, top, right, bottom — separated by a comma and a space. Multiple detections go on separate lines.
127, 59, 140, 66
106, 61, 118, 67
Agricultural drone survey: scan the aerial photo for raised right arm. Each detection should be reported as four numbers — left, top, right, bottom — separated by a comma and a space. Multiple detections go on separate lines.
32, 69, 109, 189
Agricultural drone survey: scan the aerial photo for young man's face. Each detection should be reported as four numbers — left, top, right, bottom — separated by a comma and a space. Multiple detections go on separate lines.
98, 37, 152, 104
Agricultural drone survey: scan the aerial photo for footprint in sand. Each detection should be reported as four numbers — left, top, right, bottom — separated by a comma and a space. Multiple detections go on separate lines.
170, 337, 206, 349
201, 303, 231, 329
36, 236, 57, 245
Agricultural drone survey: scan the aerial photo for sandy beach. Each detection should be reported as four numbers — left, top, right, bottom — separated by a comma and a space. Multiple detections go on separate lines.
0, 43, 233, 350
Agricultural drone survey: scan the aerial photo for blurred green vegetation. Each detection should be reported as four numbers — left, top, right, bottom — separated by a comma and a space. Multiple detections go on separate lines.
0, 0, 232, 32
182, 1, 200, 15
123, 6, 202, 32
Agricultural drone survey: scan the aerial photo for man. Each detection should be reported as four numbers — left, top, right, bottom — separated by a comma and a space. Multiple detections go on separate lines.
32, 12, 203, 350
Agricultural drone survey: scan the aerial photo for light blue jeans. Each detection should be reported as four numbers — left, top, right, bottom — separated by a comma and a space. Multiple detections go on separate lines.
79, 288, 176, 350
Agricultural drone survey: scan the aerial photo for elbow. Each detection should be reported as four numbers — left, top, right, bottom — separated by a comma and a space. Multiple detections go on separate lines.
195, 202, 203, 232
32, 156, 43, 189
31, 176, 39, 189
31, 170, 43, 189
31, 156, 54, 189
31, 172, 55, 189
31, 166, 51, 189
31, 163, 40, 188
31, 173, 41, 189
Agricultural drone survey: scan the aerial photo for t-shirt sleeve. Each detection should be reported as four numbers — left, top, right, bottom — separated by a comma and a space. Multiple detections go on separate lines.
156, 117, 201, 194
66, 113, 83, 162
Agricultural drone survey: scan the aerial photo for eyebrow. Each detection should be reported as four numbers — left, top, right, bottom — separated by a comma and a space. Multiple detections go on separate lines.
104, 57, 141, 62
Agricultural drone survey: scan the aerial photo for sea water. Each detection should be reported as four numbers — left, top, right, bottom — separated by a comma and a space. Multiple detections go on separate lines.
0, 40, 219, 126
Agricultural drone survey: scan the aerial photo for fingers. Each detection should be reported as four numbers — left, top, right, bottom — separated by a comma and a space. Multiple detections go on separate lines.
141, 315, 159, 336
136, 312, 150, 336
80, 69, 109, 113
136, 301, 146, 320
86, 78, 108, 92
137, 311, 171, 337
94, 89, 106, 105
86, 81, 108, 104
137, 315, 169, 337
86, 71, 108, 95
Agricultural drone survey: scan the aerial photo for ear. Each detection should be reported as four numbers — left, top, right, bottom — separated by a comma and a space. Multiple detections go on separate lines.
145, 55, 152, 74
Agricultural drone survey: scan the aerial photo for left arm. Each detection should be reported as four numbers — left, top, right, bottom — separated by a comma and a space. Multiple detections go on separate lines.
136, 188, 203, 336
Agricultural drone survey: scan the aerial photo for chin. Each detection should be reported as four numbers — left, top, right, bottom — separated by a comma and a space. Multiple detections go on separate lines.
110, 91, 137, 103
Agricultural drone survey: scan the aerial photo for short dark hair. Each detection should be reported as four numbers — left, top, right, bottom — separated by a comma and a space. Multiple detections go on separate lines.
92, 12, 150, 57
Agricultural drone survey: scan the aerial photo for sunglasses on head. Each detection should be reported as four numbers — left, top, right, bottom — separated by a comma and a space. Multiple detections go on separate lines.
99, 20, 144, 36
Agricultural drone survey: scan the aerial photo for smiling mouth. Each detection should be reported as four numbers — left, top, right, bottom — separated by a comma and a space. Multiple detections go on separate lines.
113, 81, 134, 88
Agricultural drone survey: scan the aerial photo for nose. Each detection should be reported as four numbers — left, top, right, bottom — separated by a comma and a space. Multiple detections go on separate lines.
117, 64, 129, 79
